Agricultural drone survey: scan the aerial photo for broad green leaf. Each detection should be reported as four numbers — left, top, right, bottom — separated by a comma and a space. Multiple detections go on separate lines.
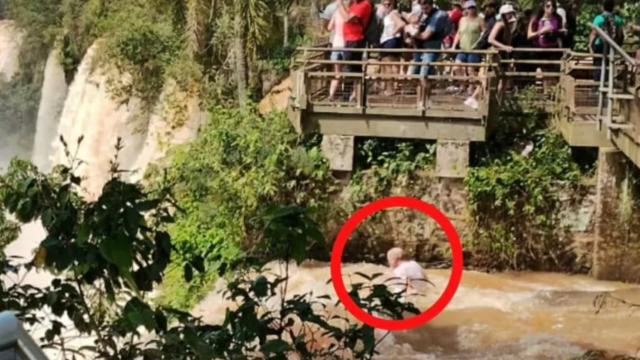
183, 263, 193, 282
99, 233, 133, 271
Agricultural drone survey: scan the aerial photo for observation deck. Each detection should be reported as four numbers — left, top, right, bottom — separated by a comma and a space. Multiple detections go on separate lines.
287, 31, 640, 175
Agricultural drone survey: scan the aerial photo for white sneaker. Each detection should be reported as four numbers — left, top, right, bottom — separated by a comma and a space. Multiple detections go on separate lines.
465, 97, 479, 109
446, 86, 459, 93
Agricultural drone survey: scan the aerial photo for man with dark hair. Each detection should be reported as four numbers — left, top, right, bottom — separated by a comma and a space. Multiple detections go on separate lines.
474, 0, 497, 51
406, 0, 450, 104
589, 0, 624, 81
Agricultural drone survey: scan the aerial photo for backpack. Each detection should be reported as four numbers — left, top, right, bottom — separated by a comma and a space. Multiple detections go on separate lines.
602, 13, 623, 45
363, 1, 384, 47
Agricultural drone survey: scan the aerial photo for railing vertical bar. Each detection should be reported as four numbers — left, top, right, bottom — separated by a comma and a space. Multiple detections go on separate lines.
607, 44, 615, 140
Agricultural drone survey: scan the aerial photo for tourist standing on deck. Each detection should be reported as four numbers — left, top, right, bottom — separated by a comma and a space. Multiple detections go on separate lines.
452, 0, 483, 98
465, 0, 497, 110
320, 0, 349, 43
379, 0, 406, 96
408, 0, 450, 104
386, 247, 431, 296
335, 0, 373, 102
528, 0, 563, 93
589, 0, 624, 82
327, 3, 346, 101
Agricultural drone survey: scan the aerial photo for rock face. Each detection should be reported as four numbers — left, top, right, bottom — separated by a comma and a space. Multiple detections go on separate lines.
331, 171, 598, 271
259, 77, 292, 114
592, 148, 640, 282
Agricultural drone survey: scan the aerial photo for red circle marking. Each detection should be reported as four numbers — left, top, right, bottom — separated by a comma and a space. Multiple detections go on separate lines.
330, 196, 463, 331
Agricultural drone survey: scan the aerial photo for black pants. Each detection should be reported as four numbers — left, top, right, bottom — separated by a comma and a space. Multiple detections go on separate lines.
344, 39, 366, 73
593, 43, 607, 82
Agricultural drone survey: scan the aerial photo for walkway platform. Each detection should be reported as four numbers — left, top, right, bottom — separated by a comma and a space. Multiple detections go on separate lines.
288, 44, 640, 171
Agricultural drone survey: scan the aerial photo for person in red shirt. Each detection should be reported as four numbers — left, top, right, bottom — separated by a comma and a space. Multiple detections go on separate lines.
335, 0, 373, 101
444, 0, 463, 48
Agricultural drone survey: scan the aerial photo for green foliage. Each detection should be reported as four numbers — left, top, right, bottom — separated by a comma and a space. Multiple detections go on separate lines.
0, 210, 20, 253
0, 150, 419, 360
145, 105, 336, 309
465, 128, 581, 270
350, 138, 436, 204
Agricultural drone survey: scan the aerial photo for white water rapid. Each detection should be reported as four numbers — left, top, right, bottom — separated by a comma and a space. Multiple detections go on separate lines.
194, 261, 640, 360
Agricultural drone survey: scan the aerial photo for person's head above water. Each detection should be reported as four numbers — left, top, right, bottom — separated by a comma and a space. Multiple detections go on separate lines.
387, 247, 404, 269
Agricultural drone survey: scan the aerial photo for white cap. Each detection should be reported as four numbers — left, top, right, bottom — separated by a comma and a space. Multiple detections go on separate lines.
499, 4, 515, 15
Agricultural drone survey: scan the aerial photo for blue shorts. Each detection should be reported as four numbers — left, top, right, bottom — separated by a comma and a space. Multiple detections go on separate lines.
381, 37, 402, 49
455, 53, 481, 63
331, 51, 345, 61
410, 52, 440, 76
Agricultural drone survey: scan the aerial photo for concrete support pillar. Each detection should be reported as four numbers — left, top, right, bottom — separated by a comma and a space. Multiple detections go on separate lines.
435, 140, 469, 178
321, 135, 354, 175
592, 147, 640, 282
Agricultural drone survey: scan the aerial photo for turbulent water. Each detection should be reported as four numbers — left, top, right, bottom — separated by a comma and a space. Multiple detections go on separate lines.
194, 261, 640, 360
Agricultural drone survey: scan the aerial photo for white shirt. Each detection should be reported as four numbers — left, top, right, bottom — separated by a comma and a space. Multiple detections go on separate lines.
390, 261, 428, 294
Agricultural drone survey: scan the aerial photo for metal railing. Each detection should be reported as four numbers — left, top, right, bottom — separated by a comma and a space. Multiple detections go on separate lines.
290, 47, 589, 118
0, 312, 49, 360
590, 24, 639, 139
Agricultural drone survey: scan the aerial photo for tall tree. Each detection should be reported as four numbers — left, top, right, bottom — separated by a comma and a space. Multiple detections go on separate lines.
228, 0, 272, 106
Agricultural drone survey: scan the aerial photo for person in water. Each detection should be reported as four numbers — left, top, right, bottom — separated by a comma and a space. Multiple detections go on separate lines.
386, 247, 432, 296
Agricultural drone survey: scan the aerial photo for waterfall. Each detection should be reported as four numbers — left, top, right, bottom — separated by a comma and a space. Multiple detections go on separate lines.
32, 49, 68, 171
50, 42, 148, 199
0, 20, 22, 82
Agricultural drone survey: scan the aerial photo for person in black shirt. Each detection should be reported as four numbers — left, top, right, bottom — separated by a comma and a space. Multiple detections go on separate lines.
474, 0, 497, 51
563, 2, 577, 50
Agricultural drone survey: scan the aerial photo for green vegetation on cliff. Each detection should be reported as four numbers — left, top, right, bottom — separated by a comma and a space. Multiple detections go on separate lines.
145, 105, 336, 309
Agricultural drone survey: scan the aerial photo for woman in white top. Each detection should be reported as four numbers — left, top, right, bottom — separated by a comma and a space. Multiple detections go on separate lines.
327, 9, 346, 101
378, 0, 406, 96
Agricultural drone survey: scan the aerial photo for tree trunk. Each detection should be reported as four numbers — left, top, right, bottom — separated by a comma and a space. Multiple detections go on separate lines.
283, 12, 289, 47
186, 0, 200, 57
234, 12, 248, 107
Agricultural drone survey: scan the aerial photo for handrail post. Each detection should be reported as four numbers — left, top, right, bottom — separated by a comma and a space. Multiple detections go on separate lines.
597, 50, 606, 131
607, 43, 615, 139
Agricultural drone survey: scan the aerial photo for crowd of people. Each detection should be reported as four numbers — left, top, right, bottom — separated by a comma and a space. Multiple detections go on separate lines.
319, 0, 638, 109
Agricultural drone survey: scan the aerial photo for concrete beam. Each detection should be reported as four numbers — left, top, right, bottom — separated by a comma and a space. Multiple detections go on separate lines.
321, 135, 354, 172
592, 147, 640, 282
435, 140, 469, 178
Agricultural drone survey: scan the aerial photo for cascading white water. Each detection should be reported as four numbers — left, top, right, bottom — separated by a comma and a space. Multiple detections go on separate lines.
0, 20, 22, 82
49, 42, 148, 198
32, 49, 68, 171
0, 31, 201, 357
